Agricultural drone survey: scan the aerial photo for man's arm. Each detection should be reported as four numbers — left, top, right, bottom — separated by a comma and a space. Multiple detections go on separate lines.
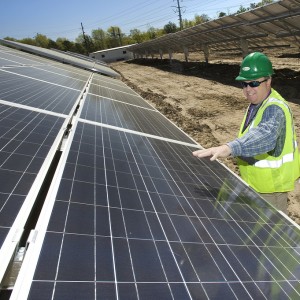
192, 105, 285, 161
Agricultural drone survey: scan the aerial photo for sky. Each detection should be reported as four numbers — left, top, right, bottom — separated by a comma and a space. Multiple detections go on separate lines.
1, 0, 261, 42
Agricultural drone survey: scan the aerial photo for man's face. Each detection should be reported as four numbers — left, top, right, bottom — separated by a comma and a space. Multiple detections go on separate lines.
241, 77, 271, 105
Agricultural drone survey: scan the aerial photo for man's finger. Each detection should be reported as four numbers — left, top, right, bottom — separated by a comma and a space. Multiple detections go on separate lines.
193, 149, 211, 158
210, 152, 219, 161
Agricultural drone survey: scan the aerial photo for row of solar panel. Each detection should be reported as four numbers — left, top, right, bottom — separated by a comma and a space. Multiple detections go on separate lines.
0, 39, 119, 78
128, 0, 300, 57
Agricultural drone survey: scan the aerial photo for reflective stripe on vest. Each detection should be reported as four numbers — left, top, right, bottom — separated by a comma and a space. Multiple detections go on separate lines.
253, 140, 298, 168
254, 152, 294, 168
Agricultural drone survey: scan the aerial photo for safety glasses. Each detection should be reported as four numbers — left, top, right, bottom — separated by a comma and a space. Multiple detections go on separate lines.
240, 79, 268, 88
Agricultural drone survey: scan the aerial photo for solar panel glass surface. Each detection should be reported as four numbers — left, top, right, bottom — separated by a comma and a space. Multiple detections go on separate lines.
34, 64, 92, 82
88, 85, 153, 109
81, 94, 195, 143
0, 104, 65, 248
26, 123, 300, 299
0, 48, 51, 67
5, 66, 88, 90
91, 75, 138, 96
0, 70, 81, 114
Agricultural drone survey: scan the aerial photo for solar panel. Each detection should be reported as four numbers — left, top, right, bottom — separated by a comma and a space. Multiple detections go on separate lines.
0, 103, 67, 283
33, 64, 93, 82
0, 39, 120, 78
52, 48, 108, 66
91, 74, 138, 96
88, 83, 153, 109
0, 35, 300, 300
0, 46, 52, 67
12, 124, 300, 299
81, 94, 195, 143
0, 69, 83, 114
3, 66, 88, 90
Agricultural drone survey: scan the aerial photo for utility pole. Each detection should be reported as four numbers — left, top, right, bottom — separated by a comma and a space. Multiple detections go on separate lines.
173, 0, 183, 30
81, 22, 90, 55
112, 27, 122, 47
117, 28, 122, 46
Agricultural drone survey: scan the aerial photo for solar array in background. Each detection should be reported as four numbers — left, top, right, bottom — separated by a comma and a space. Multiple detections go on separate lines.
0, 39, 118, 78
0, 42, 300, 300
128, 0, 300, 58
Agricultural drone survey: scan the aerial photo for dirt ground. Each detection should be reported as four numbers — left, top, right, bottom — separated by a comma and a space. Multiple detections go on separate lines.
110, 49, 300, 224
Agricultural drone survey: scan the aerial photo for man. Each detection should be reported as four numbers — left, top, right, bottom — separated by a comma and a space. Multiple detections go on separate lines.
193, 52, 300, 213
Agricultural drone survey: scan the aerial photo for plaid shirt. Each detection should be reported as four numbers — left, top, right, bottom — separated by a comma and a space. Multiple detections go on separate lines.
228, 104, 286, 158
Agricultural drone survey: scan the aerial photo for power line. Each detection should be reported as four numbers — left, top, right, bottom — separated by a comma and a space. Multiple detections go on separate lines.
5, 0, 262, 41
84, 0, 167, 30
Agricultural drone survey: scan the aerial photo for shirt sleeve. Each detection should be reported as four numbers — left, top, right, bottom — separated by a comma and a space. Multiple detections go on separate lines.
228, 105, 286, 157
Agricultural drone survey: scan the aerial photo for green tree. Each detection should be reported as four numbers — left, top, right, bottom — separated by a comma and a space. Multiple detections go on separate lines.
56, 37, 68, 51
248, 0, 273, 10
121, 34, 136, 46
91, 28, 107, 50
3, 36, 17, 41
19, 37, 36, 46
75, 34, 85, 45
257, 0, 274, 6
163, 22, 177, 34
62, 39, 75, 52
75, 34, 93, 54
129, 29, 144, 43
194, 14, 210, 25
48, 39, 58, 49
147, 27, 159, 39
182, 19, 194, 29
107, 26, 122, 47
218, 12, 227, 17
35, 33, 49, 48
236, 5, 247, 14
73, 43, 86, 54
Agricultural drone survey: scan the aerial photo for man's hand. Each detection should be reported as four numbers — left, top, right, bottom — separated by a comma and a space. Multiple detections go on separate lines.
192, 145, 232, 161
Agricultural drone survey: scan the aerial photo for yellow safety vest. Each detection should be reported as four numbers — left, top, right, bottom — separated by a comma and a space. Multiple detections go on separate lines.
237, 89, 300, 193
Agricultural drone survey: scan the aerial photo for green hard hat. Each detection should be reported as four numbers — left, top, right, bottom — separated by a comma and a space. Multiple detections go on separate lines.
235, 52, 274, 81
